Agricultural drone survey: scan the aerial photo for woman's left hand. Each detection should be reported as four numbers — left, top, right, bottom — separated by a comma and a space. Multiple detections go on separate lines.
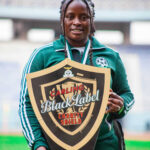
106, 89, 124, 114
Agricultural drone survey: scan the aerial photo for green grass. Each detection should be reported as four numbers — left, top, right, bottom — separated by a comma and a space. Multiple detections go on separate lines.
125, 140, 150, 150
0, 135, 29, 150
0, 135, 150, 150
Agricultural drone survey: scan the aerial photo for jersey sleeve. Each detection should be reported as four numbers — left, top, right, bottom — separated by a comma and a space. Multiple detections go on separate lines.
18, 49, 49, 150
112, 53, 134, 119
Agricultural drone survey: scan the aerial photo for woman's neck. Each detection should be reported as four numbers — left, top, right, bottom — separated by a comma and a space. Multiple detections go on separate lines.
66, 38, 88, 47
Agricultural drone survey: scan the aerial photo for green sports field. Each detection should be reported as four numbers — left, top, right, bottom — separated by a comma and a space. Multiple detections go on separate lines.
0, 135, 150, 150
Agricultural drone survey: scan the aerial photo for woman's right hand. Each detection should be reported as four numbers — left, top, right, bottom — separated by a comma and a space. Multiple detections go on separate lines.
36, 146, 47, 150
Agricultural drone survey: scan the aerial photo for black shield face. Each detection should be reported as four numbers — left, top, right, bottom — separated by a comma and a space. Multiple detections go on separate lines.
27, 58, 110, 150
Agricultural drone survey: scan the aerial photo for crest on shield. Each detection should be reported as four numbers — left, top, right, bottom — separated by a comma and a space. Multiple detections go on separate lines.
26, 58, 110, 150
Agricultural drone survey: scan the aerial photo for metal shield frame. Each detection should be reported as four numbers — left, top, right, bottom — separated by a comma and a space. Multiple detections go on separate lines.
26, 58, 110, 150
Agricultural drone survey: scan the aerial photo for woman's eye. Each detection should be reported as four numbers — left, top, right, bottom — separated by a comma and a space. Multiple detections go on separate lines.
66, 15, 74, 20
81, 15, 89, 21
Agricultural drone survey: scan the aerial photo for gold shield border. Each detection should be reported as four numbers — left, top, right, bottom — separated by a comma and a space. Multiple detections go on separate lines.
26, 58, 110, 150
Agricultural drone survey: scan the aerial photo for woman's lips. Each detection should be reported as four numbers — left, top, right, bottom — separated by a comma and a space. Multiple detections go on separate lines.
71, 29, 83, 34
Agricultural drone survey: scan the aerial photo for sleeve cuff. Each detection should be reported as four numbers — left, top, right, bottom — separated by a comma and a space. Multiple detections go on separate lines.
118, 105, 124, 115
33, 140, 49, 150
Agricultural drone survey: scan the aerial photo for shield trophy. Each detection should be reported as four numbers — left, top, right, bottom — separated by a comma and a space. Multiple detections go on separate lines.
26, 58, 110, 150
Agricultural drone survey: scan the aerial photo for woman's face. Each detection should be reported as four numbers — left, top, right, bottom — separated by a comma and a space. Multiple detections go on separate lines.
64, 0, 91, 47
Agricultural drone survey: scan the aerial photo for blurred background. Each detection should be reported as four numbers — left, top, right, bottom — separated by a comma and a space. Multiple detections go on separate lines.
0, 0, 150, 149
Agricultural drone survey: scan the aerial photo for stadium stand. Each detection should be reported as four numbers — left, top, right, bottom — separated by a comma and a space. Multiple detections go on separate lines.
0, 0, 150, 139
0, 0, 150, 10
0, 0, 150, 44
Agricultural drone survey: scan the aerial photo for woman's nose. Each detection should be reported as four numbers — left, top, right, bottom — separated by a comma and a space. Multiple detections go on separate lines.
73, 17, 81, 25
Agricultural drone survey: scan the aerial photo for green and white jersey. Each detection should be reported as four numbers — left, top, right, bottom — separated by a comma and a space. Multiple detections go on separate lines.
19, 35, 134, 150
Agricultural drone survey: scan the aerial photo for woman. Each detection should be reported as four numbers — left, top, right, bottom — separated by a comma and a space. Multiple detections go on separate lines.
19, 0, 134, 150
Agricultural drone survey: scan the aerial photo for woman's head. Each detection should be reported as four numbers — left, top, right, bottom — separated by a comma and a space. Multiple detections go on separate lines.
60, 0, 95, 47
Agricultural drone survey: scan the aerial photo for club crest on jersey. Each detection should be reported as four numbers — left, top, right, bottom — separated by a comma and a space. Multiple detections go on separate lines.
96, 57, 108, 67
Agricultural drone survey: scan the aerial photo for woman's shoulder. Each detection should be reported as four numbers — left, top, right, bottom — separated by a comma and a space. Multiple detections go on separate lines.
35, 42, 55, 53
32, 39, 63, 57
92, 37, 119, 56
